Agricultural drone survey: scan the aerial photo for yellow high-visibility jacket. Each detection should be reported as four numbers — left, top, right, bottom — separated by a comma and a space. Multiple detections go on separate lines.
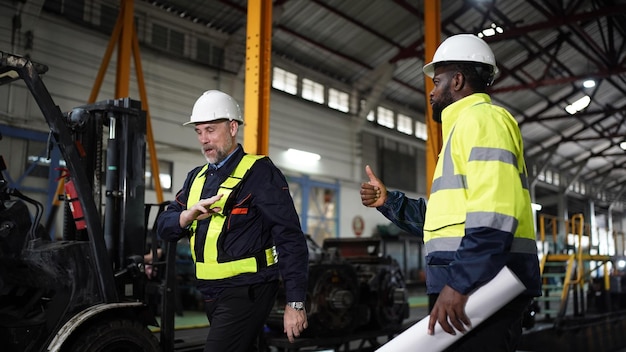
379, 93, 541, 297
187, 154, 277, 280
424, 93, 540, 295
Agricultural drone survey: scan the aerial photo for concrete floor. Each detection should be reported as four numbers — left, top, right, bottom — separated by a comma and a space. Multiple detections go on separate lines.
163, 286, 626, 351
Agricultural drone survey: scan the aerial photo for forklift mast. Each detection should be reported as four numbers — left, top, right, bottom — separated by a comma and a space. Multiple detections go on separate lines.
69, 98, 148, 278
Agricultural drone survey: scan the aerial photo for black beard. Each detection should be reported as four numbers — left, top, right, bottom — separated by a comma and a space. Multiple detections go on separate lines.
431, 109, 442, 123
430, 88, 454, 124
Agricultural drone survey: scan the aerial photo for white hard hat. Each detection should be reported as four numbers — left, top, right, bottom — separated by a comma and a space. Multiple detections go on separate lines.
423, 34, 499, 80
183, 90, 243, 126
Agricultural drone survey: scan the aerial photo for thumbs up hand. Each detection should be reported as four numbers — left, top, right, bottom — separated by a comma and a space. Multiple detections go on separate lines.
360, 165, 387, 208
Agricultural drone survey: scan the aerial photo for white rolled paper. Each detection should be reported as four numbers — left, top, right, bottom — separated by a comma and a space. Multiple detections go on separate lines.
376, 266, 526, 352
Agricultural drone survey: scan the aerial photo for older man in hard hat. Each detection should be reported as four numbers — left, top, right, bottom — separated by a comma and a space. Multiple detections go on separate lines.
157, 90, 308, 351
361, 34, 541, 351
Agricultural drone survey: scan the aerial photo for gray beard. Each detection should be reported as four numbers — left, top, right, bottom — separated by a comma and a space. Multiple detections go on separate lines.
201, 139, 233, 164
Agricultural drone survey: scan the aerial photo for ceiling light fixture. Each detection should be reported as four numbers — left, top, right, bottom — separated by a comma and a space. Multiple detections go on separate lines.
620, 141, 626, 151
583, 79, 596, 88
565, 95, 591, 115
477, 23, 504, 38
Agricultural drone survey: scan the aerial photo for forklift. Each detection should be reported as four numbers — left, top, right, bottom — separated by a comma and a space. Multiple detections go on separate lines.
0, 51, 184, 351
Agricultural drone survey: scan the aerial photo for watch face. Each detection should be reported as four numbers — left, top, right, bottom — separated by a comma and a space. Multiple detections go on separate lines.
290, 302, 304, 310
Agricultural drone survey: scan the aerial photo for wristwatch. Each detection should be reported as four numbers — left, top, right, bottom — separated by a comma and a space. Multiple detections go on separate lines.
287, 301, 305, 311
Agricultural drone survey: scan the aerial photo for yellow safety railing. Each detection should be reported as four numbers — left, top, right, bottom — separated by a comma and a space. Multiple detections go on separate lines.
570, 213, 584, 287
537, 213, 615, 318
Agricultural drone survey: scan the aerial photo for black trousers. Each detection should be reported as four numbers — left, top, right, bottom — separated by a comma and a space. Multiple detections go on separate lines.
203, 281, 279, 352
427, 294, 532, 352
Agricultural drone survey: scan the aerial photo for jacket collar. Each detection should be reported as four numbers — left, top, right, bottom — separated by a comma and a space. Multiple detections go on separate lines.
441, 93, 491, 137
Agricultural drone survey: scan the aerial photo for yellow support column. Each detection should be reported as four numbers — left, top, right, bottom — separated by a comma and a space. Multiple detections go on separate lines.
87, 0, 163, 202
423, 0, 442, 196
243, 0, 273, 156
132, 23, 164, 202
115, 0, 134, 98
88, 12, 121, 103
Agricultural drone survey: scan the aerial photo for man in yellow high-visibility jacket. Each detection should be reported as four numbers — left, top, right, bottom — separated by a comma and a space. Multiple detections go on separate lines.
361, 34, 541, 351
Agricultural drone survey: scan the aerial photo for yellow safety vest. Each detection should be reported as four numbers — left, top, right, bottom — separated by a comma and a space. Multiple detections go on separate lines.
423, 94, 537, 255
187, 154, 277, 280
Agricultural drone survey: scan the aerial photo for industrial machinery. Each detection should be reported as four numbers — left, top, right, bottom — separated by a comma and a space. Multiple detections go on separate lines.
323, 237, 409, 331
0, 52, 177, 351
266, 236, 409, 341
267, 236, 365, 337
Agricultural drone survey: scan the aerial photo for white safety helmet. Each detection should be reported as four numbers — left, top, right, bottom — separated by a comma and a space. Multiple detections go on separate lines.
183, 90, 243, 126
423, 34, 499, 84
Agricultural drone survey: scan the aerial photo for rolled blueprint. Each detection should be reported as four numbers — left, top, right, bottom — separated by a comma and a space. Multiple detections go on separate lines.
376, 266, 526, 352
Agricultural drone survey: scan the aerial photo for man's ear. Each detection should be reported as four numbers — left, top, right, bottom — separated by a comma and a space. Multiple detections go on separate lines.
452, 71, 465, 92
230, 120, 239, 137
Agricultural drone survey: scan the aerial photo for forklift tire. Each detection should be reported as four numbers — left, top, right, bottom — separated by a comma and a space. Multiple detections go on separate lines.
63, 318, 160, 352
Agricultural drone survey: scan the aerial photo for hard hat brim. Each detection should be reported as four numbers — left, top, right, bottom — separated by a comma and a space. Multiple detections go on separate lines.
182, 118, 243, 126
423, 62, 435, 78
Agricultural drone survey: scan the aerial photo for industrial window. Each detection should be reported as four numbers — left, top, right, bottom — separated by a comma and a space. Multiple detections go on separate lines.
397, 114, 413, 135
553, 173, 560, 186
99, 4, 118, 34
379, 146, 417, 192
152, 24, 184, 56
377, 106, 394, 129
145, 159, 173, 192
537, 169, 561, 187
568, 181, 586, 195
197, 39, 224, 68
43, 0, 84, 23
328, 88, 349, 113
415, 120, 427, 140
169, 29, 184, 55
272, 67, 298, 95
302, 78, 324, 104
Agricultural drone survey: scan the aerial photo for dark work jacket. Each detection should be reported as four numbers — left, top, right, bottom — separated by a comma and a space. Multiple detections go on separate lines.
156, 144, 308, 301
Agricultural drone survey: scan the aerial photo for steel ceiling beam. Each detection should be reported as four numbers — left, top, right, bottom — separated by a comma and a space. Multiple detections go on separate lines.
491, 68, 626, 93
481, 4, 626, 43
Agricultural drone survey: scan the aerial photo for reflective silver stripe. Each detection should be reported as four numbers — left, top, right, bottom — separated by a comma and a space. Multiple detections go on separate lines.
469, 147, 517, 167
431, 174, 466, 193
432, 127, 467, 193
432, 128, 530, 193
470, 147, 530, 190
425, 236, 462, 253
425, 235, 537, 254
466, 211, 518, 234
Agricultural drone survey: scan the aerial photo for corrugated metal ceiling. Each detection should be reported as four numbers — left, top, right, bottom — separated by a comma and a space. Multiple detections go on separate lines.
143, 0, 626, 209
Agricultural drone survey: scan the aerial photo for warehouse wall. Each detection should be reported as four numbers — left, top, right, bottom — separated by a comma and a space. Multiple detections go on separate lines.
1, 3, 620, 244
0, 4, 425, 241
